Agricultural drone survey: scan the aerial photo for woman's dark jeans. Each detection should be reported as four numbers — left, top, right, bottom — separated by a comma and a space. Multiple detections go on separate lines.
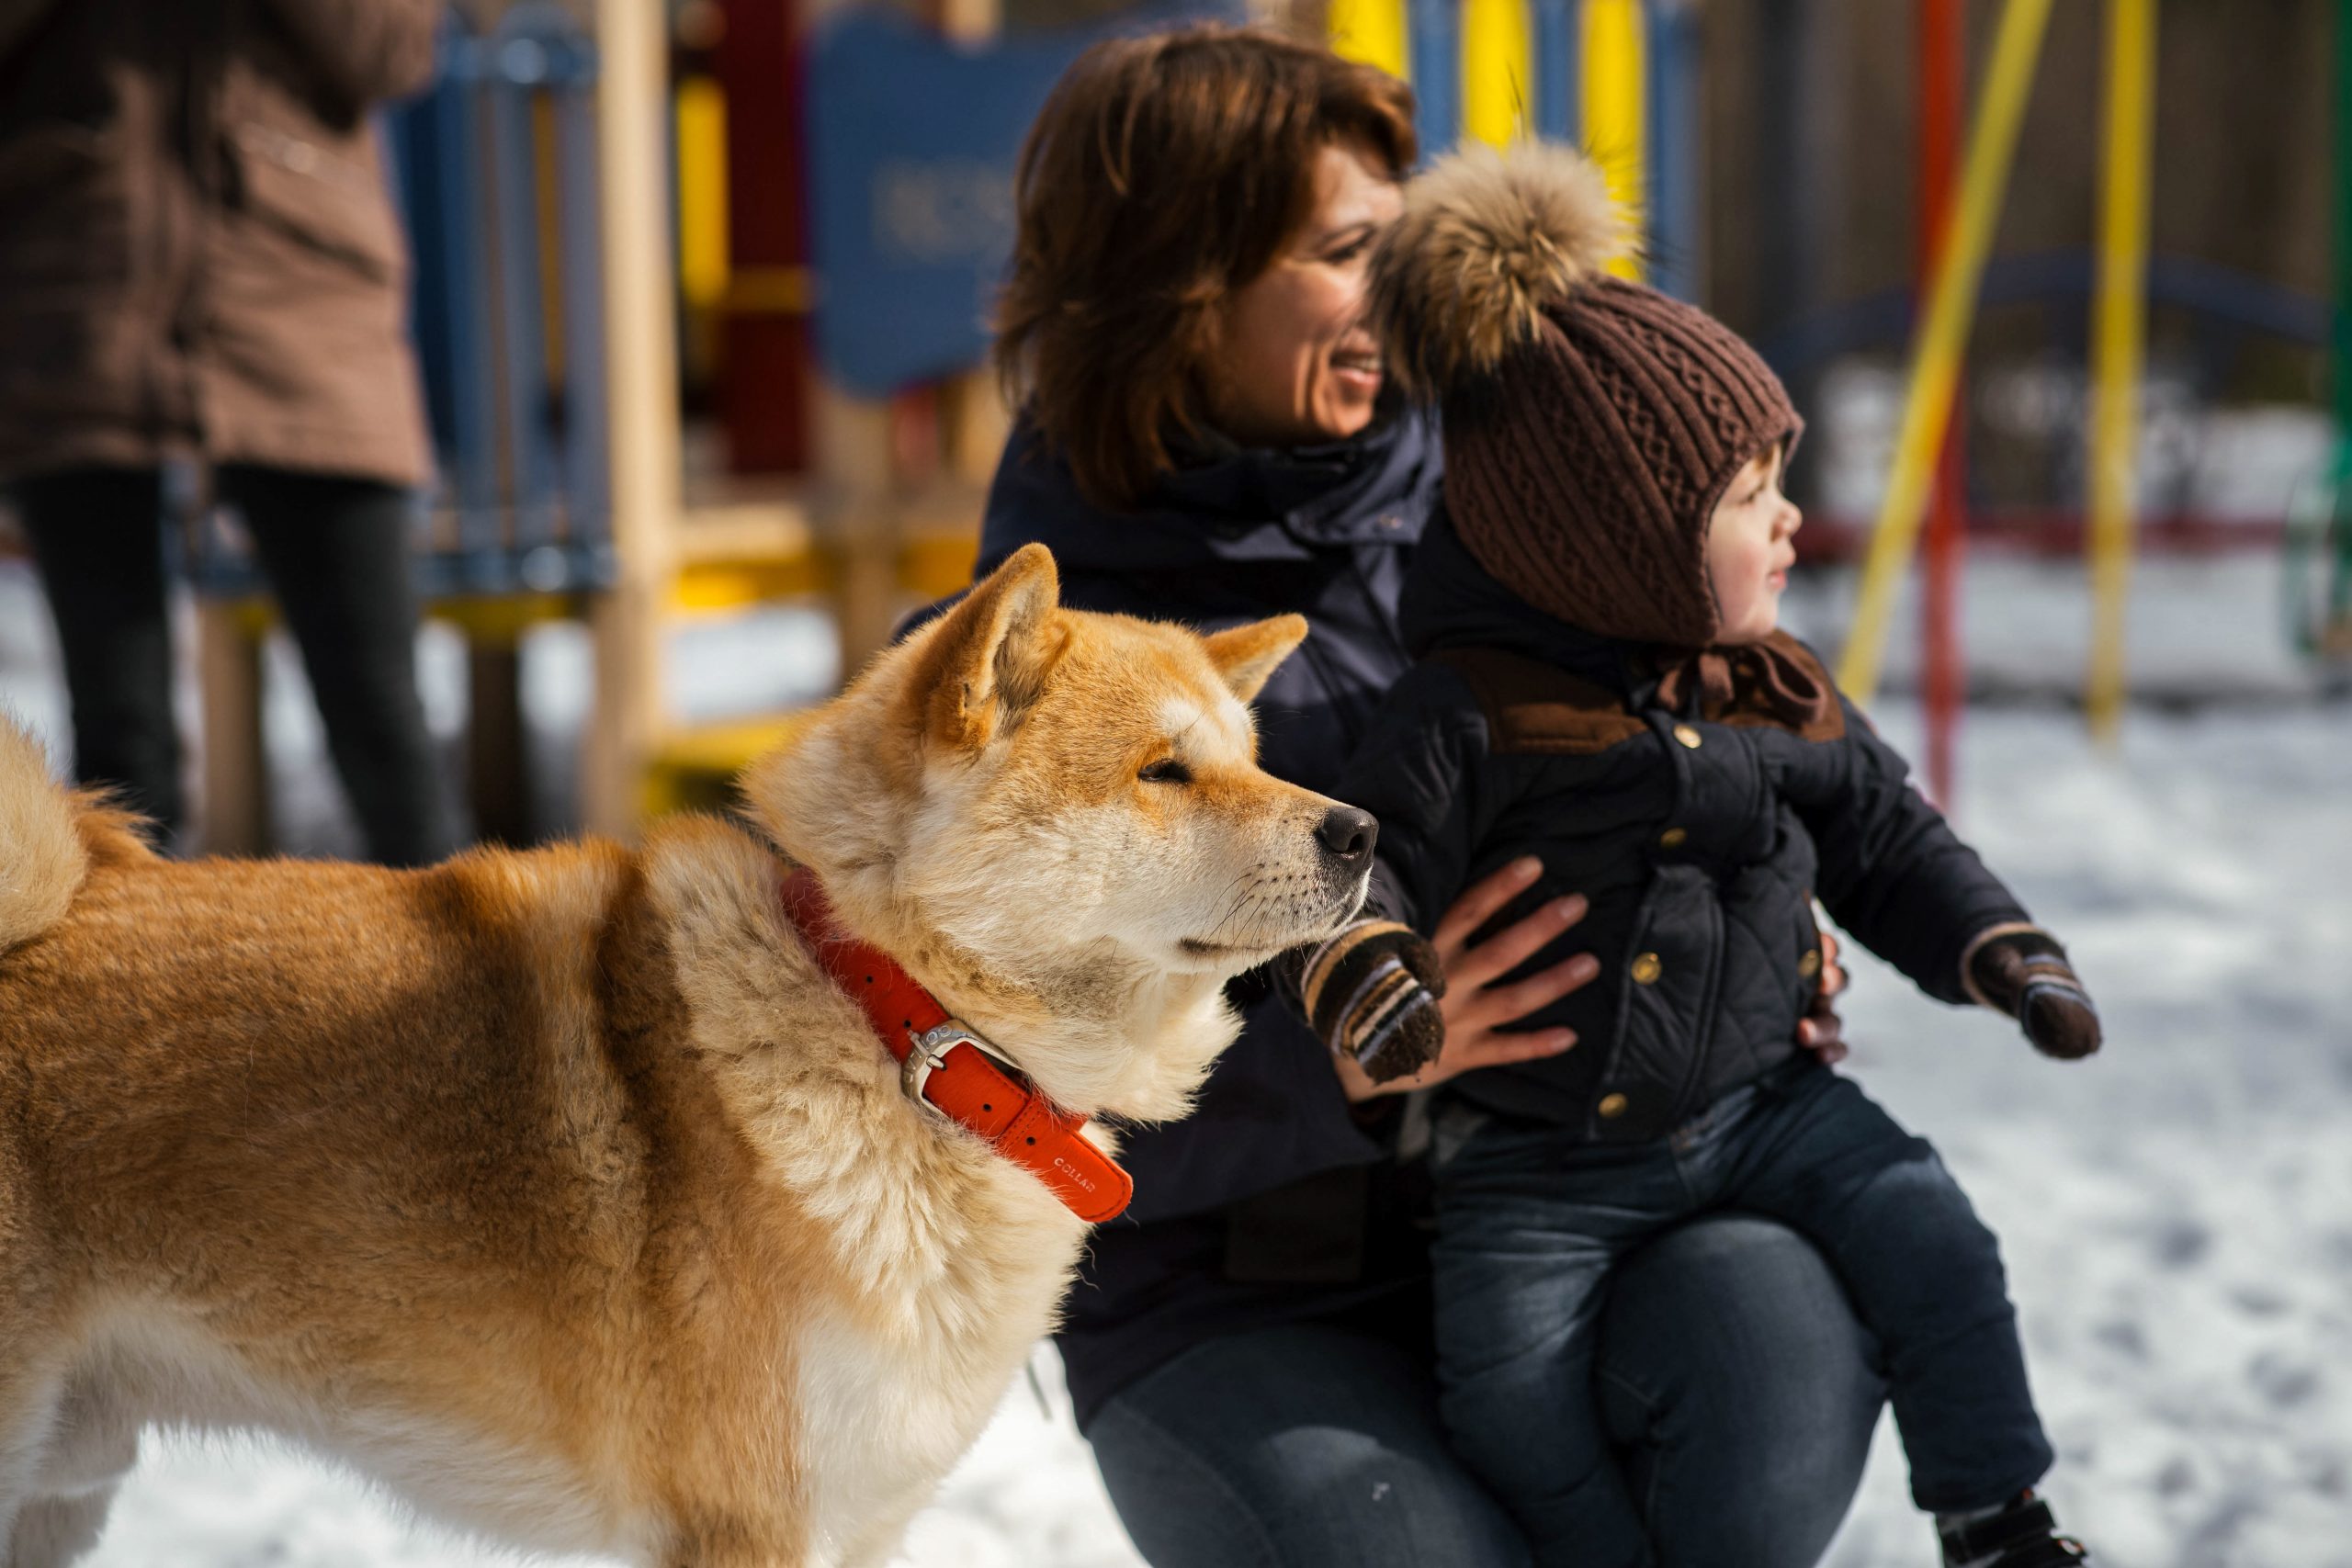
1087, 1214, 1887, 1568
14, 464, 458, 865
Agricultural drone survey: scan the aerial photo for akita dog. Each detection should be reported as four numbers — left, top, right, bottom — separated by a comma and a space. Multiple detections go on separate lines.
0, 543, 1378, 1567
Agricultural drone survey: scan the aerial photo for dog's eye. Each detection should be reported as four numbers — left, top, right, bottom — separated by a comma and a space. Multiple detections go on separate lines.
1138, 758, 1192, 785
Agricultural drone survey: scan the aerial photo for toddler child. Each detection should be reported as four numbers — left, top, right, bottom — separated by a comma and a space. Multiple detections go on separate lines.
1290, 145, 2101, 1568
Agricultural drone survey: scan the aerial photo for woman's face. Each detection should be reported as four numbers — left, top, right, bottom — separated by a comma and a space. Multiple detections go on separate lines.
1206, 140, 1403, 449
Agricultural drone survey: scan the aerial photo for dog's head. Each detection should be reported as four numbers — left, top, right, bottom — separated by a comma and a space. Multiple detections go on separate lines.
741, 544, 1374, 1121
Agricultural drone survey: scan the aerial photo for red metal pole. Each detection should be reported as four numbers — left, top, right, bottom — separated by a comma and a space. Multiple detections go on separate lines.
1917, 0, 1967, 807
718, 0, 815, 474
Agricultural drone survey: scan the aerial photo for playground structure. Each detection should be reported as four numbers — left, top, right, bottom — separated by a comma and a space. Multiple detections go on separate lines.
1328, 0, 1702, 296
190, 0, 1226, 852
160, 0, 2348, 852
1339, 0, 2347, 801
1335, 0, 1703, 291
1833, 0, 2352, 785
187, 0, 921, 851
189, 6, 624, 852
1828, 0, 2157, 749
2293, 0, 2352, 668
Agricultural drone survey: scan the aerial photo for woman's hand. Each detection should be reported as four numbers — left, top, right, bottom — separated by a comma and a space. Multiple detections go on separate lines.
1796, 927, 1850, 1065
1334, 857, 1597, 1102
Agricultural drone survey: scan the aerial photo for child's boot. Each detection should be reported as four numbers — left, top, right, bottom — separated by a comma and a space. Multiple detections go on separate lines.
1938, 1488, 2092, 1567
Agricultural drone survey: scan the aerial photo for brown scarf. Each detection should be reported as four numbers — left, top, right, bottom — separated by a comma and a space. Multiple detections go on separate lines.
1651, 637, 1837, 734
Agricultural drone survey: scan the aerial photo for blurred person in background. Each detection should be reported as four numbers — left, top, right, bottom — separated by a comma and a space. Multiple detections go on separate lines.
964, 26, 1886, 1568
0, 0, 458, 864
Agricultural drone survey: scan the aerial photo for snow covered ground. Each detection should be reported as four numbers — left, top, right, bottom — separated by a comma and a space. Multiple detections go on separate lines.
1817, 701, 2352, 1568
1, 558, 2346, 1567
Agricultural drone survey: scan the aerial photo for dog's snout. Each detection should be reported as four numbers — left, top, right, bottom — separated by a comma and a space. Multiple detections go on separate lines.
1315, 806, 1378, 868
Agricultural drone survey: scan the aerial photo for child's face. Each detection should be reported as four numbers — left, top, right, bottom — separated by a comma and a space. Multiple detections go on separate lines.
1705, 446, 1802, 644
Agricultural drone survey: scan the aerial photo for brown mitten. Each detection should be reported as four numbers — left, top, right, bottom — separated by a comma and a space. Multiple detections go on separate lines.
1965, 927, 2102, 1060
1297, 920, 1447, 1083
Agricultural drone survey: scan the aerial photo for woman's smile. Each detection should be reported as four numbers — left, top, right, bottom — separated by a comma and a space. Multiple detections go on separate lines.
1329, 337, 1385, 400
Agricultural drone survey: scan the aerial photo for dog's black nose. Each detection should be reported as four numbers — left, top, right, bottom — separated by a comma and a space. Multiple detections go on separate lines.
1316, 806, 1378, 867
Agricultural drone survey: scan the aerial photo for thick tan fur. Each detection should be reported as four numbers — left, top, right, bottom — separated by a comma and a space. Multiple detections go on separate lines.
0, 545, 1366, 1568
0, 723, 84, 957
1368, 140, 1631, 397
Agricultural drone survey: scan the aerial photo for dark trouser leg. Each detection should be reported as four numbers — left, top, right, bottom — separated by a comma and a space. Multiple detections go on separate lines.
220, 466, 459, 867
1720, 1067, 2055, 1512
1090, 1218, 1888, 1568
1430, 1115, 1675, 1568
1086, 1320, 1533, 1568
1600, 1214, 1887, 1568
11, 468, 181, 837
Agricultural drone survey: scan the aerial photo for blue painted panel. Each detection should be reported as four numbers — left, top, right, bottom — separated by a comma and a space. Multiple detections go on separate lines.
1406, 0, 1461, 158
1532, 0, 1577, 143
1645, 0, 1700, 299
555, 84, 609, 560
806, 6, 1236, 397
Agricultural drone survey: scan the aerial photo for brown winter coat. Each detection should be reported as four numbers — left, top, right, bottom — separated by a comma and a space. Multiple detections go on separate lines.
0, 0, 437, 488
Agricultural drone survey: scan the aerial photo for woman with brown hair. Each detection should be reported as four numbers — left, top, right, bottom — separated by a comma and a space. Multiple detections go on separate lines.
972, 27, 1884, 1566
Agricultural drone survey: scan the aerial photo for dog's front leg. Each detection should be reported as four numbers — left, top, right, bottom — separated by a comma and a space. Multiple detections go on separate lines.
663, 1513, 911, 1568
6, 1489, 118, 1568
662, 1519, 820, 1568
831, 1483, 937, 1568
2, 1362, 141, 1568
665, 1550, 824, 1568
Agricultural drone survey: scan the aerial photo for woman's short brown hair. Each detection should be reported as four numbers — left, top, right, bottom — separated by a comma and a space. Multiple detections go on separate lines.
994, 26, 1417, 510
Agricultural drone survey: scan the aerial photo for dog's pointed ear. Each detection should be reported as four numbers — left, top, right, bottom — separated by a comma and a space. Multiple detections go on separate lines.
1202, 615, 1308, 704
917, 542, 1067, 750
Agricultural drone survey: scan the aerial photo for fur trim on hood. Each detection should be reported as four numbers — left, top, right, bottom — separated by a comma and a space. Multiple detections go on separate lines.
1368, 141, 1632, 398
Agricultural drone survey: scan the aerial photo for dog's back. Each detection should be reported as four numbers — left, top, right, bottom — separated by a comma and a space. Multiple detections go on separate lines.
0, 721, 84, 960
0, 721, 99, 1523
0, 726, 168, 1561
0, 734, 807, 1560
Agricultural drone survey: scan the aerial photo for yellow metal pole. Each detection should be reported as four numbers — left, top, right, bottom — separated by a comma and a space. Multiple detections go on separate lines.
674, 77, 730, 313
1329, 0, 1409, 81
1582, 0, 1645, 281
2086, 0, 2157, 743
1464, 0, 1533, 148
1838, 0, 2054, 703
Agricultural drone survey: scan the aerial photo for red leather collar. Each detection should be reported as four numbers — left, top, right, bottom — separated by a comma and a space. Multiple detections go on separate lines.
779, 868, 1132, 1224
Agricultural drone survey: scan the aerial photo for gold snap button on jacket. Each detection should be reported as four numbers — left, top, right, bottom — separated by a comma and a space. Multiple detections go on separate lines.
1597, 1092, 1629, 1119
1799, 949, 1822, 979
1658, 827, 1688, 849
1630, 952, 1663, 985
1673, 725, 1702, 749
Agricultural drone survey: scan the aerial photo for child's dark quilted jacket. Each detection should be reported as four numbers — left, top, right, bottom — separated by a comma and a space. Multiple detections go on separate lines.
1351, 516, 2033, 1141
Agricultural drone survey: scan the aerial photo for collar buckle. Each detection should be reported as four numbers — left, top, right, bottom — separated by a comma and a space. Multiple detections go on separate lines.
899, 1020, 1024, 1110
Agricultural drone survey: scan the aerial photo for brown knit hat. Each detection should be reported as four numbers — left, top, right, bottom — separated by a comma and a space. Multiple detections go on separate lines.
1369, 143, 1802, 649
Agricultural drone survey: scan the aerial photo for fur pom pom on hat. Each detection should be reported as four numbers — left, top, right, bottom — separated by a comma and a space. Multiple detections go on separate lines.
1370, 141, 1632, 398
1369, 142, 1801, 649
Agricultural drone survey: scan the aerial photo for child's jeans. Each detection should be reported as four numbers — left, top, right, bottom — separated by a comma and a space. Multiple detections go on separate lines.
1430, 1059, 2053, 1568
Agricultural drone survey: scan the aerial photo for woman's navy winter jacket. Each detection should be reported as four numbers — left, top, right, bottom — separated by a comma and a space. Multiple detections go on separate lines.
1349, 515, 2033, 1142
956, 409, 1444, 1425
